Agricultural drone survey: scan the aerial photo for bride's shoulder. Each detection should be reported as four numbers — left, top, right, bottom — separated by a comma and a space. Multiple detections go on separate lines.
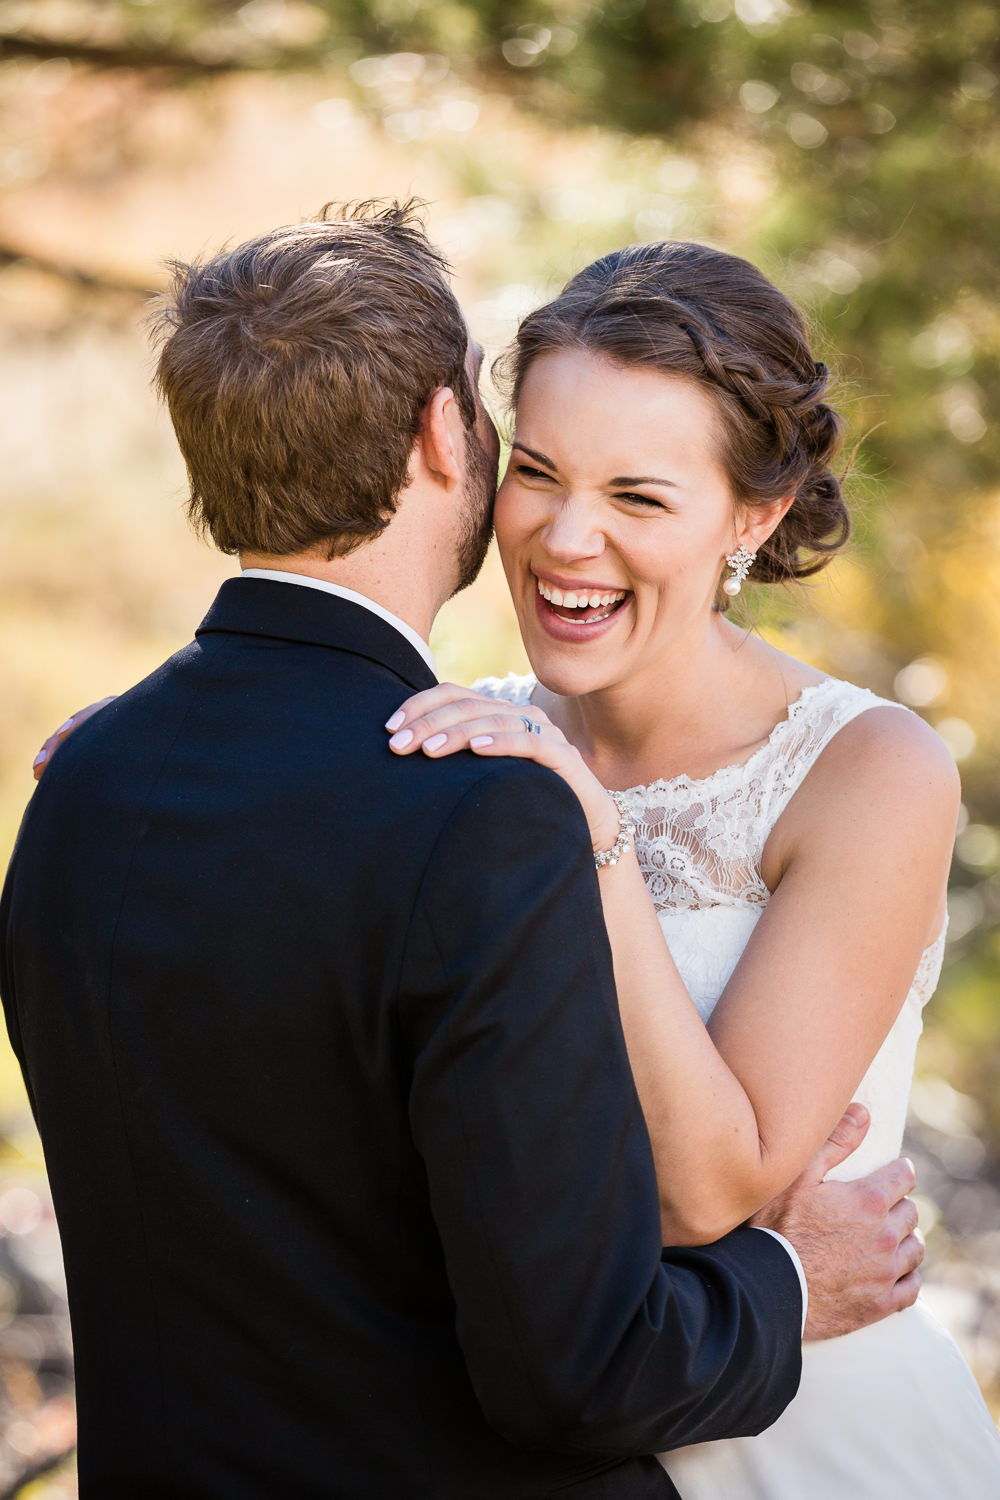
761, 643, 944, 779
792, 675, 961, 821
767, 679, 959, 901
830, 688, 958, 776
471, 671, 537, 706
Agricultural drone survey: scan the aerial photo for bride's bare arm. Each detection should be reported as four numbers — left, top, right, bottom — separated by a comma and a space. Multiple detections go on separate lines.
592, 706, 957, 1242
386, 686, 959, 1246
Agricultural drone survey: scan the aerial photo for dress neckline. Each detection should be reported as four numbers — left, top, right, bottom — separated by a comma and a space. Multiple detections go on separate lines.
611, 678, 845, 798
599, 676, 845, 798
513, 668, 867, 797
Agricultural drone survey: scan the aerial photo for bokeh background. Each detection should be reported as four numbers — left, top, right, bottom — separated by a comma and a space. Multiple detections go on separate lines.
0, 1, 998, 1493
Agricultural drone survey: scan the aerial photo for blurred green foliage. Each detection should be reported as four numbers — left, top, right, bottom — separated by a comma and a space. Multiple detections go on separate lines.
10, 1, 999, 519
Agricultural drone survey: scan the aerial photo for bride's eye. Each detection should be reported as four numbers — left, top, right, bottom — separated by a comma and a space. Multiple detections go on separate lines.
617, 491, 669, 510
514, 464, 555, 482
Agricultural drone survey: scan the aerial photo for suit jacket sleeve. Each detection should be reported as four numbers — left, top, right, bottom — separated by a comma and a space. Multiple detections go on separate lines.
0, 832, 37, 1125
399, 762, 802, 1457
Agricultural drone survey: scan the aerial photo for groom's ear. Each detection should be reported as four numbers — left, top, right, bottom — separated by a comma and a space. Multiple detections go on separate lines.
417, 386, 463, 489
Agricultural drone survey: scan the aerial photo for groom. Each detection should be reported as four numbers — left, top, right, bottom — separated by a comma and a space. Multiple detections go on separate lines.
1, 203, 922, 1499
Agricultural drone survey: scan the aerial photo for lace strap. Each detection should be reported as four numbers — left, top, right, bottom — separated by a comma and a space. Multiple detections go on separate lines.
472, 672, 535, 706
756, 680, 912, 838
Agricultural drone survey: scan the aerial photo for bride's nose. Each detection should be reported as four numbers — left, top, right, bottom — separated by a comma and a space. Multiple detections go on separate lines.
540, 498, 605, 563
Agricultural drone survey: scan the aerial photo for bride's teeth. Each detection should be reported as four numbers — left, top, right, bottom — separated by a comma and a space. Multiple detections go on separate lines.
535, 578, 629, 611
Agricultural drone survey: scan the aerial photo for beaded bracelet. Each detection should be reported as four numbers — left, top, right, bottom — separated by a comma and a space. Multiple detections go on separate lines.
594, 791, 637, 870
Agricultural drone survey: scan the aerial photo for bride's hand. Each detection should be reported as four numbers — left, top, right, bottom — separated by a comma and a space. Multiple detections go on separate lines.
32, 697, 117, 780
385, 684, 622, 853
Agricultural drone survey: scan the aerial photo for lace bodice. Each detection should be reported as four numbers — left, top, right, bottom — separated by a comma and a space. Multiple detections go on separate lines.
475, 671, 947, 1179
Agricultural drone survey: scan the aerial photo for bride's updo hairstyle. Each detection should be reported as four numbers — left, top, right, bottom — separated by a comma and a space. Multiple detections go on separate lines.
500, 242, 849, 604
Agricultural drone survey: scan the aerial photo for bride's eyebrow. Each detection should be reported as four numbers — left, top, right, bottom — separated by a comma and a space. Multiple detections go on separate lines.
608, 473, 678, 488
511, 445, 677, 490
511, 442, 557, 469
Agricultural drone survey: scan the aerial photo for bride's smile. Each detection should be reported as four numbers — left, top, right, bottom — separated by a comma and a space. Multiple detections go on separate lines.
532, 569, 633, 638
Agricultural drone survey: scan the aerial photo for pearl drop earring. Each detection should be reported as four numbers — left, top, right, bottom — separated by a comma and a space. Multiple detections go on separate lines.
723, 546, 757, 597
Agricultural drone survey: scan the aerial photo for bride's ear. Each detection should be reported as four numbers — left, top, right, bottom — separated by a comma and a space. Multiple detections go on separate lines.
416, 386, 463, 490
736, 493, 796, 554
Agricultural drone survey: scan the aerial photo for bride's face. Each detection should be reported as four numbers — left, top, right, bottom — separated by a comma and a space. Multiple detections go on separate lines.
494, 348, 759, 699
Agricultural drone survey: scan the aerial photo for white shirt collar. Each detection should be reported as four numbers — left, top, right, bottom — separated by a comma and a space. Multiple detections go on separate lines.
239, 569, 437, 676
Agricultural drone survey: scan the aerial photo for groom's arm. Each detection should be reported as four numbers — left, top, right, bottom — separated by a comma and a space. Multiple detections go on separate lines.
400, 761, 802, 1457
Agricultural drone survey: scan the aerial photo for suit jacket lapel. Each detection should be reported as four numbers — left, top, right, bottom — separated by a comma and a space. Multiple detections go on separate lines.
196, 577, 438, 694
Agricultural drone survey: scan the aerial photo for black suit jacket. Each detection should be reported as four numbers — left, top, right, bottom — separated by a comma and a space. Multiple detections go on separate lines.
0, 577, 801, 1498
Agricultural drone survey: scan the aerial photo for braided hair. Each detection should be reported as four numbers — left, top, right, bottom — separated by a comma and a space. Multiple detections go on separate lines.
498, 242, 848, 599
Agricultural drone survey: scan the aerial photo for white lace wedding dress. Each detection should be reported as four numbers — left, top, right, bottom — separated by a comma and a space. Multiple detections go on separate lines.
476, 672, 1000, 1497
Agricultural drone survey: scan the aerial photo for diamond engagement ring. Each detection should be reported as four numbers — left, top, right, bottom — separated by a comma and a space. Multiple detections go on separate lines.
519, 716, 542, 735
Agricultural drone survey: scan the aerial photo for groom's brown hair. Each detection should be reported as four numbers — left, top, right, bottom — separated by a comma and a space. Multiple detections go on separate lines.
151, 200, 476, 557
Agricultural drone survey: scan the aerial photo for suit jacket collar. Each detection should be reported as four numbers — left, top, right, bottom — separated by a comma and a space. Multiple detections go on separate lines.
196, 576, 438, 694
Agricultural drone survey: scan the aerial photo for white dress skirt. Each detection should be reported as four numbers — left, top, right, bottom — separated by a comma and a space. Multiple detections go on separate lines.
477, 672, 1000, 1498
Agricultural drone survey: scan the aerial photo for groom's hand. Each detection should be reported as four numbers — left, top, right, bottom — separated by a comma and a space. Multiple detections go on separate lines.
750, 1102, 923, 1341
32, 698, 116, 780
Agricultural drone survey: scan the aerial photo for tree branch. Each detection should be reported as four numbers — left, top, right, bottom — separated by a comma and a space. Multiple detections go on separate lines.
0, 31, 321, 75
0, 242, 157, 297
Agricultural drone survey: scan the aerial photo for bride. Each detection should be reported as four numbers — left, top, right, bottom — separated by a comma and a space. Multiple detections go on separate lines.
383, 240, 1000, 1496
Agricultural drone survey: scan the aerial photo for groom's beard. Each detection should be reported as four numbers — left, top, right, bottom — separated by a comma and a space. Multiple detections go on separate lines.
451, 423, 498, 596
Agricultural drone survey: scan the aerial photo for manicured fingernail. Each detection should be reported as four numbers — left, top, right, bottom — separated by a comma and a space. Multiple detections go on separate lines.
389, 730, 413, 750
57, 718, 74, 734
384, 710, 405, 732
424, 734, 447, 752
469, 736, 494, 749
32, 749, 47, 767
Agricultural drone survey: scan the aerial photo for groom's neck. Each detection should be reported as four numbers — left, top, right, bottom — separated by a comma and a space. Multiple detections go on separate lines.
238, 542, 440, 645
